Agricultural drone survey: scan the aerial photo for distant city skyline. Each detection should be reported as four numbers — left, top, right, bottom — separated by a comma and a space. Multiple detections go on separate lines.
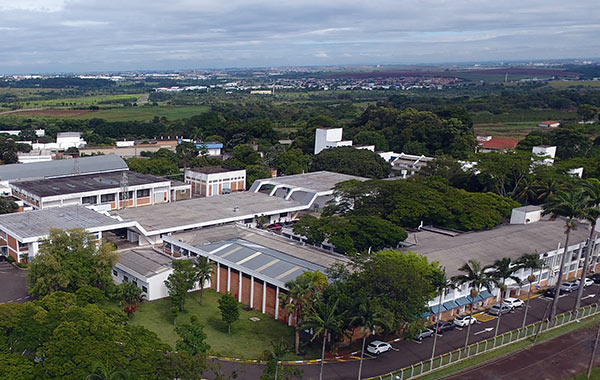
0, 0, 598, 74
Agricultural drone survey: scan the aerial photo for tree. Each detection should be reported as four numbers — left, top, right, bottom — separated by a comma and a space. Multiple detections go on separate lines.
0, 196, 18, 214
452, 259, 495, 349
577, 104, 598, 121
430, 269, 452, 360
218, 293, 240, 335
176, 141, 200, 168
233, 144, 261, 166
86, 362, 129, 380
542, 187, 588, 321
351, 297, 390, 380
476, 151, 532, 199
303, 298, 347, 380
489, 258, 520, 337
27, 228, 118, 297
165, 260, 197, 312
175, 315, 211, 356
194, 257, 215, 304
516, 253, 544, 331
246, 164, 272, 189
274, 148, 311, 175
574, 180, 600, 312
259, 339, 303, 380
118, 281, 143, 317
279, 271, 328, 353
310, 146, 391, 179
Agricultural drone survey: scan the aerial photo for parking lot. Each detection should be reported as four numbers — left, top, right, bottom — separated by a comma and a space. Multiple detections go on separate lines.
0, 261, 29, 304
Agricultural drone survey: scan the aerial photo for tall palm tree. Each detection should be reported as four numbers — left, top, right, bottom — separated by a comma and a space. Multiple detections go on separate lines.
543, 188, 588, 321
303, 298, 347, 380
489, 258, 521, 337
431, 269, 453, 360
351, 299, 390, 380
516, 177, 539, 205
516, 252, 544, 331
86, 362, 128, 380
452, 259, 495, 350
574, 180, 600, 312
536, 178, 565, 202
279, 271, 327, 354
194, 256, 214, 304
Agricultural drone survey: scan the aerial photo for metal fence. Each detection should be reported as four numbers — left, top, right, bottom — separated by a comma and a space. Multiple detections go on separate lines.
370, 302, 600, 380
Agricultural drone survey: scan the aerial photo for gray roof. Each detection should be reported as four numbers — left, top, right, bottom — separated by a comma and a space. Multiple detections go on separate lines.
117, 248, 172, 278
0, 205, 131, 241
169, 225, 348, 285
252, 171, 367, 193
12, 171, 170, 197
0, 155, 128, 182
112, 191, 308, 235
404, 217, 595, 277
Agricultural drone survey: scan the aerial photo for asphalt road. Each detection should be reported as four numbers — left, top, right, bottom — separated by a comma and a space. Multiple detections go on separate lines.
211, 284, 600, 380
0, 261, 29, 304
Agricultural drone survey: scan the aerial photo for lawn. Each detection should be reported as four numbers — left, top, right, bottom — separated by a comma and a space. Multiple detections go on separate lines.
120, 289, 316, 360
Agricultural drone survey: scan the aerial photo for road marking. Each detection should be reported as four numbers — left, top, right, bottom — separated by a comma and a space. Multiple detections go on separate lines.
582, 294, 596, 300
389, 346, 399, 352
474, 327, 494, 336
412, 340, 422, 344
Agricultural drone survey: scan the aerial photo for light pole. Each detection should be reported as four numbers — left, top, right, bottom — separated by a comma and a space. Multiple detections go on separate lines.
521, 274, 536, 334
464, 288, 479, 350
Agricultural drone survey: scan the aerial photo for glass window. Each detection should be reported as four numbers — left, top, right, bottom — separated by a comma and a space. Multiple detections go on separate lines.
137, 189, 150, 198
112, 270, 118, 276
101, 194, 115, 203
119, 191, 134, 200
123, 276, 129, 282
142, 286, 148, 293
81, 195, 97, 205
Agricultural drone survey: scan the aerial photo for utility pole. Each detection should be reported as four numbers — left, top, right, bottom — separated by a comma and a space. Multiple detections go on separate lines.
587, 324, 600, 378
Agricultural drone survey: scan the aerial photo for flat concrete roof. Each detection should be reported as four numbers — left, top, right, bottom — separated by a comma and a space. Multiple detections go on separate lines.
0, 205, 132, 242
117, 248, 172, 279
168, 225, 348, 285
255, 171, 366, 193
12, 171, 171, 197
405, 217, 595, 277
188, 166, 241, 174
111, 191, 308, 235
0, 154, 128, 182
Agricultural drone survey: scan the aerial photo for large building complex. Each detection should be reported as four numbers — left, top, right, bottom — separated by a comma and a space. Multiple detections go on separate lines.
10, 171, 191, 210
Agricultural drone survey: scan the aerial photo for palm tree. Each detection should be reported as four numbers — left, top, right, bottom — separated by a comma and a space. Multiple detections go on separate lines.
489, 258, 521, 337
279, 271, 327, 354
86, 362, 128, 380
303, 298, 347, 380
543, 188, 588, 321
452, 259, 495, 350
516, 252, 544, 331
536, 178, 565, 202
574, 180, 600, 312
194, 256, 215, 304
431, 269, 453, 360
351, 298, 390, 380
516, 177, 539, 205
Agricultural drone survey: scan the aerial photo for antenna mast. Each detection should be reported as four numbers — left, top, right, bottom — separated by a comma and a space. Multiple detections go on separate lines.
120, 171, 129, 209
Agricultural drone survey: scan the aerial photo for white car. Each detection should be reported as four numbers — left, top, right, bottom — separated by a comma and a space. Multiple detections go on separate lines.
576, 278, 594, 288
453, 315, 477, 327
502, 297, 524, 309
366, 340, 392, 355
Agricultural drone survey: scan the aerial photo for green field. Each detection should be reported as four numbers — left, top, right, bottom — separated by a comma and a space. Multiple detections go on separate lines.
545, 80, 600, 89
17, 93, 147, 107
116, 289, 319, 360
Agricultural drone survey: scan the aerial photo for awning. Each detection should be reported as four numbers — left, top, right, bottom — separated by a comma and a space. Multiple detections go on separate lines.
479, 290, 494, 299
443, 300, 459, 310
455, 297, 471, 306
430, 305, 446, 315
421, 311, 433, 318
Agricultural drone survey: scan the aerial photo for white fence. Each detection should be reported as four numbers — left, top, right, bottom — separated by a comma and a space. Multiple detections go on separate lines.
369, 302, 600, 380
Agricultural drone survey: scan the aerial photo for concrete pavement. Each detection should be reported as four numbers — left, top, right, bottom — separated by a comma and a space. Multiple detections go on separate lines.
0, 261, 29, 304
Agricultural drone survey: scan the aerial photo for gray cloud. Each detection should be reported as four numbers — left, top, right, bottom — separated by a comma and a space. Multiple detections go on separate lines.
0, 0, 597, 73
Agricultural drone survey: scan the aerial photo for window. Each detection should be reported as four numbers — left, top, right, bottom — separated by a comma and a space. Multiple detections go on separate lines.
280, 212, 287, 218
113, 270, 118, 276
81, 195, 97, 205
123, 276, 129, 282
119, 191, 134, 200
142, 286, 148, 293
101, 194, 115, 203
137, 189, 150, 198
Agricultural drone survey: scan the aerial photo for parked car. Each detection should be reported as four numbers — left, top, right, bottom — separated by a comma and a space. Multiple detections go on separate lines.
560, 282, 579, 293
489, 304, 512, 316
590, 273, 600, 284
453, 315, 477, 327
267, 223, 282, 231
415, 328, 434, 341
576, 278, 594, 288
435, 321, 456, 334
0, 255, 6, 262
502, 297, 524, 309
544, 288, 557, 298
366, 340, 392, 355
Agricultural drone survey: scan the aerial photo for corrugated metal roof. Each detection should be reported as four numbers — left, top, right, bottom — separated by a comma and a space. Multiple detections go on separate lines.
0, 154, 128, 182
117, 248, 172, 278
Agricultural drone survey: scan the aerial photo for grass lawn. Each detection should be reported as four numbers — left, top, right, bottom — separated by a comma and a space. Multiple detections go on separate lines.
70, 105, 209, 121
119, 289, 319, 360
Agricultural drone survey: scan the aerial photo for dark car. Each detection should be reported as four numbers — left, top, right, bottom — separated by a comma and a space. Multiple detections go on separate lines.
590, 273, 600, 284
435, 321, 455, 334
544, 288, 557, 298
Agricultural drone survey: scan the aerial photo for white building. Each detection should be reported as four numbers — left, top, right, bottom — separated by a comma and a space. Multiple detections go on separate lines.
32, 132, 86, 150
532, 145, 557, 166
185, 166, 246, 197
314, 128, 353, 155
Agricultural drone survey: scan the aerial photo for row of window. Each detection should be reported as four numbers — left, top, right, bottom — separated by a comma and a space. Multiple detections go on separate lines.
82, 189, 152, 205
112, 269, 148, 293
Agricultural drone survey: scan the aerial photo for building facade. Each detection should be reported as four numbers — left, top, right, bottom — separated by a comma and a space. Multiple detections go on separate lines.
185, 167, 246, 197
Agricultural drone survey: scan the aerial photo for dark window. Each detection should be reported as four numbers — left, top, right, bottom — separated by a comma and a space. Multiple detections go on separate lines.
101, 194, 115, 203
280, 212, 287, 217
137, 189, 150, 198
123, 276, 129, 282
81, 195, 97, 205
142, 286, 148, 293
112, 270, 117, 276
119, 191, 134, 200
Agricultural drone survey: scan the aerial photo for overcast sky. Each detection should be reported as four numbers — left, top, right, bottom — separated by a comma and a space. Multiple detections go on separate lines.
0, 0, 598, 74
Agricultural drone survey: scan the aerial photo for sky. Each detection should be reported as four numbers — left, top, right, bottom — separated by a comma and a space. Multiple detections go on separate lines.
0, 0, 598, 74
